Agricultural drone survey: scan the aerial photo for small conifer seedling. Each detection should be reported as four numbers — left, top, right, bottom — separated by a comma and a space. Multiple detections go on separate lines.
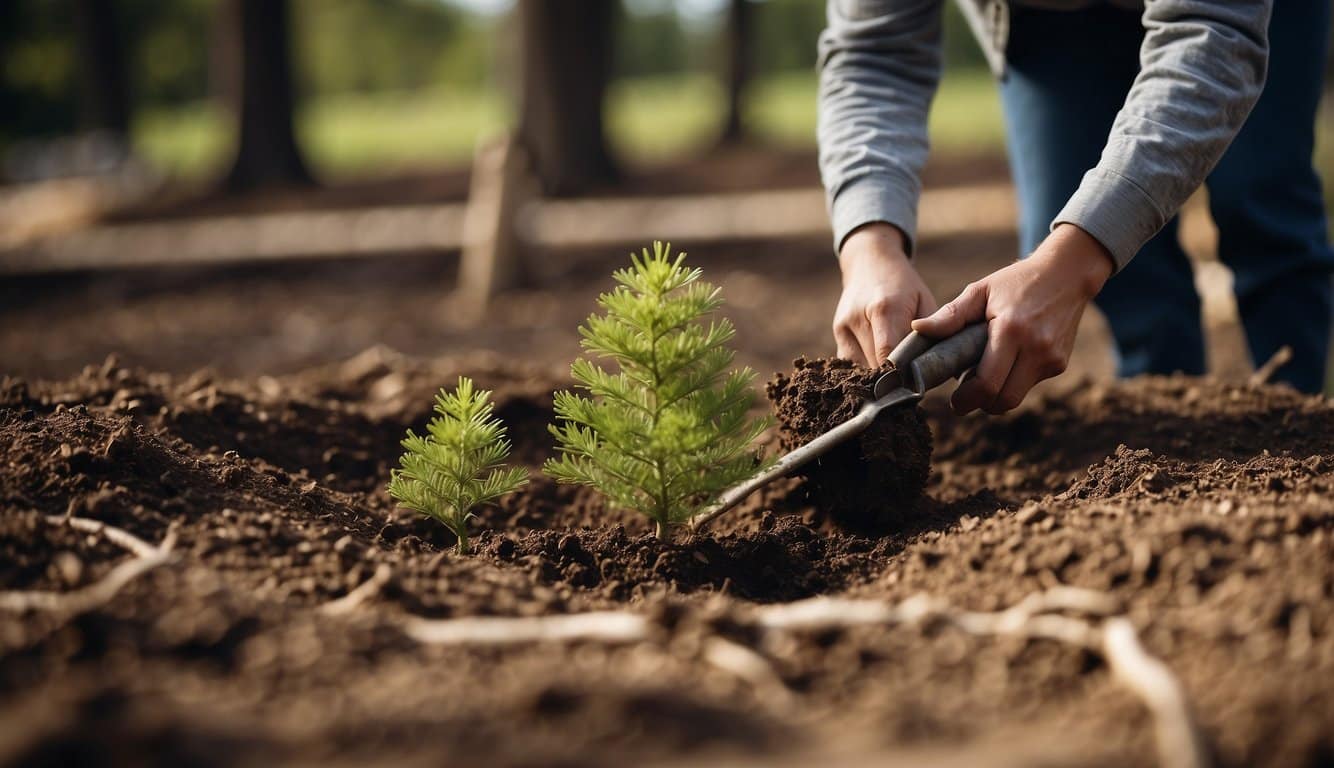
388, 377, 527, 554
545, 242, 771, 540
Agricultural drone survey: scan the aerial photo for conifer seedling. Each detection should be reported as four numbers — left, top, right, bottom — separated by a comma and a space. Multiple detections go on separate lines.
388, 377, 527, 554
545, 242, 771, 540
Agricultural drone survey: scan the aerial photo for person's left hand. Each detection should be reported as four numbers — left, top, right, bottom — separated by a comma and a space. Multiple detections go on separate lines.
911, 224, 1115, 414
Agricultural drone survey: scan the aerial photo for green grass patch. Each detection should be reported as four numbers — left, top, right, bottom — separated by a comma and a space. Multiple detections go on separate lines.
131, 69, 1007, 182
133, 102, 232, 181
129, 71, 1332, 227
747, 69, 1004, 153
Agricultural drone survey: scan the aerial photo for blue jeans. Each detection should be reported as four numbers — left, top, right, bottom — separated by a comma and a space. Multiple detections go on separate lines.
998, 1, 1334, 393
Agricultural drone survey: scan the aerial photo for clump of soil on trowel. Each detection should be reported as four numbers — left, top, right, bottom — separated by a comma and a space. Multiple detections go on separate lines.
766, 357, 932, 532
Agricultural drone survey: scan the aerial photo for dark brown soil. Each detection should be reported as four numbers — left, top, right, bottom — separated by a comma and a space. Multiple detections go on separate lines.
767, 357, 933, 533
4, 351, 1332, 768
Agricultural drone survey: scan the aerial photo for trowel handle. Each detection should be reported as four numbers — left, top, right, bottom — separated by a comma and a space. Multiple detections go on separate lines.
905, 323, 988, 393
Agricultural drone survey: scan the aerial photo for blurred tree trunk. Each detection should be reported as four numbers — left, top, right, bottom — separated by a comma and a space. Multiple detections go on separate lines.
719, 0, 751, 144
1327, 24, 1334, 87
72, 0, 130, 138
517, 0, 616, 196
217, 0, 311, 192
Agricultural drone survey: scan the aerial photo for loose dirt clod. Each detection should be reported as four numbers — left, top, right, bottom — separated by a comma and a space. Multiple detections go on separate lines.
766, 357, 932, 532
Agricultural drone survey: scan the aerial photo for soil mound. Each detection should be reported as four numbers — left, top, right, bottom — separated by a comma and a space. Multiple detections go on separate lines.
766, 357, 932, 532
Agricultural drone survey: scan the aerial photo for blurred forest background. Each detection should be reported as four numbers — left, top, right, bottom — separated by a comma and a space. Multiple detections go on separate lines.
1, 0, 1015, 183
3, 0, 1329, 197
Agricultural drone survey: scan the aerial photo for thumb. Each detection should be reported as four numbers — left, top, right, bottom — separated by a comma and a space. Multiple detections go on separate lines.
912, 281, 987, 338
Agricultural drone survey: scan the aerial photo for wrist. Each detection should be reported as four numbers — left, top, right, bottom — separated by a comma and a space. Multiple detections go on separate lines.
839, 223, 910, 273
1042, 224, 1114, 298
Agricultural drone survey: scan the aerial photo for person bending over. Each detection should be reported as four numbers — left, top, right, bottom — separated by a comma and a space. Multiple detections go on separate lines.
820, 0, 1333, 412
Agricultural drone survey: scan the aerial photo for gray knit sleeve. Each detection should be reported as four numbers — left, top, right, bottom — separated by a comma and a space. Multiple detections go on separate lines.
1053, 0, 1271, 271
818, 0, 945, 256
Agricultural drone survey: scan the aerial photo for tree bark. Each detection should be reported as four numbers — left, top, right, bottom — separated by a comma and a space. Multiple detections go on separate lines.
217, 0, 311, 192
72, 0, 131, 138
516, 0, 617, 196
719, 0, 751, 144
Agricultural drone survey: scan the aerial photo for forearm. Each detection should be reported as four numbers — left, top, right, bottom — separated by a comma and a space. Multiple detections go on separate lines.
818, 0, 943, 256
1054, 0, 1272, 271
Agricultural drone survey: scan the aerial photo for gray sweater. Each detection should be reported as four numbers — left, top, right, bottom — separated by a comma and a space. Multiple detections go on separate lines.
818, 0, 1272, 271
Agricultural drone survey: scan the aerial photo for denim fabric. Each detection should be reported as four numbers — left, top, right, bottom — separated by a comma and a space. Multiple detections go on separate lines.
999, 1, 1333, 392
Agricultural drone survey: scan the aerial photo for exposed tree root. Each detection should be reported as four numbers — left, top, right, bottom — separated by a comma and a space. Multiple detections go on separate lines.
45, 514, 161, 559
5, 513, 1206, 767
403, 587, 1206, 768
1104, 618, 1209, 768
1, 517, 176, 614
320, 564, 392, 616
403, 610, 653, 646
701, 635, 795, 711
1249, 345, 1293, 387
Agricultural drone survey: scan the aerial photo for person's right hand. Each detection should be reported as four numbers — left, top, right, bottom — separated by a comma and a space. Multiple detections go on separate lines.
910, 223, 1113, 414
833, 223, 938, 367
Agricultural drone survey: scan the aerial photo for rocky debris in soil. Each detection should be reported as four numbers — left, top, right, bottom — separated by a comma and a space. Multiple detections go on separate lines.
767, 357, 933, 533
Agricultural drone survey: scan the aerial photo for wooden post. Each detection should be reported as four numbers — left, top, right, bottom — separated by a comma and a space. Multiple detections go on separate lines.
456, 135, 532, 316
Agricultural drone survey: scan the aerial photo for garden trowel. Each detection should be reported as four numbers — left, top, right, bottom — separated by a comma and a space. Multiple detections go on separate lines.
689, 322, 988, 530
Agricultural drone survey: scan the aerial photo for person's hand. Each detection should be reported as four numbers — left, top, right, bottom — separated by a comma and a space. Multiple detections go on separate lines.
833, 223, 938, 367
911, 223, 1115, 415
